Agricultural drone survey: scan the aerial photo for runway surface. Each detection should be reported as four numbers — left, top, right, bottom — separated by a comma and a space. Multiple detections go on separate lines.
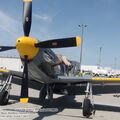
0, 79, 120, 120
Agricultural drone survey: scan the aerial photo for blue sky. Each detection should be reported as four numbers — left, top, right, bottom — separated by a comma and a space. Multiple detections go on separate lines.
0, 0, 120, 68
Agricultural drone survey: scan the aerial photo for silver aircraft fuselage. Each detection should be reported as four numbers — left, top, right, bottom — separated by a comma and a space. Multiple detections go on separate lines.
27, 48, 62, 83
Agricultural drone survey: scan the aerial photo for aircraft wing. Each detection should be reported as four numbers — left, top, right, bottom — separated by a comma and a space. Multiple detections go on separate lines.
0, 69, 23, 78
1, 68, 120, 84
51, 76, 120, 84
0, 69, 33, 80
51, 76, 91, 83
92, 77, 120, 83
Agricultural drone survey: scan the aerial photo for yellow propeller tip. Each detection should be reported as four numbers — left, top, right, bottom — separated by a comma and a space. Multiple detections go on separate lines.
76, 36, 81, 46
20, 98, 29, 103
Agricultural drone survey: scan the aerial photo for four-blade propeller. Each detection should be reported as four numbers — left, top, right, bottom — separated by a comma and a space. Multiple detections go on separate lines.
0, 0, 81, 103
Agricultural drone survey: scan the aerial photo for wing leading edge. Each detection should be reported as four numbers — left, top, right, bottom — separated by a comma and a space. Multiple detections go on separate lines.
51, 76, 91, 84
51, 76, 120, 84
1, 68, 120, 84
0, 69, 23, 78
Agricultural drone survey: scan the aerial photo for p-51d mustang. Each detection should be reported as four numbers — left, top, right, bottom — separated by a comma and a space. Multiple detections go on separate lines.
0, 0, 120, 118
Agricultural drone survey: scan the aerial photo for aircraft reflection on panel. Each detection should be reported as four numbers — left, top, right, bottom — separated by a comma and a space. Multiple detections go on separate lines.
0, 0, 120, 118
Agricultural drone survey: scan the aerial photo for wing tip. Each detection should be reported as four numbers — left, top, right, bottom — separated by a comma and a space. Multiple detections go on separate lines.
0, 69, 9, 73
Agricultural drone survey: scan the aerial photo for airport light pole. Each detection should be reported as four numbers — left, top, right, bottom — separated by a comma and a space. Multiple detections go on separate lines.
78, 24, 87, 73
114, 57, 117, 70
98, 47, 102, 68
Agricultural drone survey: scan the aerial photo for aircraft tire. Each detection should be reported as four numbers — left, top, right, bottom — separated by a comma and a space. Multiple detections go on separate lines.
83, 98, 92, 117
0, 91, 9, 105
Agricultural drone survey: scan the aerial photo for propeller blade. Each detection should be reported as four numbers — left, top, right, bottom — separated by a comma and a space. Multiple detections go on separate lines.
0, 46, 16, 52
23, 0, 32, 36
35, 36, 81, 48
20, 55, 29, 103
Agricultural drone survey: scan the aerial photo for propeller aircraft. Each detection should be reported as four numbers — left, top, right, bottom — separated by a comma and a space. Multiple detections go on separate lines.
0, 0, 120, 118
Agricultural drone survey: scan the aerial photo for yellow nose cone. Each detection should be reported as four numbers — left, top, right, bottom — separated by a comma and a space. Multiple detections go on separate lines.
16, 37, 39, 60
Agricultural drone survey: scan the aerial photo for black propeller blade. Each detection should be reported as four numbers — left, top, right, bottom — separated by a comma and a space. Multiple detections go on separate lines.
20, 55, 29, 103
0, 46, 16, 52
23, 0, 32, 36
35, 36, 81, 48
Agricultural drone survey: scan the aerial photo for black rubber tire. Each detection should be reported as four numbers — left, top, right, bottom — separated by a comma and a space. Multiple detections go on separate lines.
0, 91, 9, 105
83, 98, 92, 117
39, 85, 47, 100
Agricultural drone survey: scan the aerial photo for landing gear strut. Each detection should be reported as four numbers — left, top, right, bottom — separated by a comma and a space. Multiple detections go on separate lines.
0, 75, 12, 105
47, 84, 53, 101
83, 82, 95, 118
39, 84, 54, 101
39, 84, 47, 100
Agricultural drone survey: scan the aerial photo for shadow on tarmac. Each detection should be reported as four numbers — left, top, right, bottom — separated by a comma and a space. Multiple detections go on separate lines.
9, 94, 120, 120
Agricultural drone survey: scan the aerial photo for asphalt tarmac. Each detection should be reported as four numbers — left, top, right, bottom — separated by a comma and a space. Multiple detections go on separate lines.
0, 79, 120, 120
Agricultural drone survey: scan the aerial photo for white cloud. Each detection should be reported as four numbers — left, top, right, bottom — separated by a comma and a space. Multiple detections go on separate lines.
0, 11, 20, 38
34, 14, 53, 23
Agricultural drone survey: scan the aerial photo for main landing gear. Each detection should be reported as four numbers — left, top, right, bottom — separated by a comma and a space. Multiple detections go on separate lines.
39, 84, 54, 101
0, 75, 12, 105
83, 82, 95, 118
